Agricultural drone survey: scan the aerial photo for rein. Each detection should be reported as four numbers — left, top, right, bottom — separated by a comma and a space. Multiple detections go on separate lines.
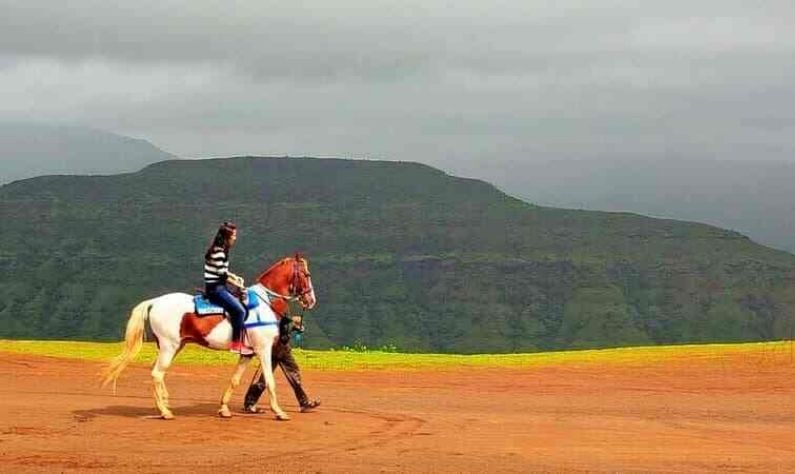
258, 284, 300, 302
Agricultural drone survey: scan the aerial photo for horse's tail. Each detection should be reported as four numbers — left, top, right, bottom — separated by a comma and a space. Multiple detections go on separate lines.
101, 299, 154, 391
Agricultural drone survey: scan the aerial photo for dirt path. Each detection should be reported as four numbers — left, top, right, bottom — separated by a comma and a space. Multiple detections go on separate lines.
0, 348, 793, 472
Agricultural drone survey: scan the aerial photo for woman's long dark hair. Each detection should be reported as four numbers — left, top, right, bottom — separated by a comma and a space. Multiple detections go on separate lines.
205, 221, 237, 259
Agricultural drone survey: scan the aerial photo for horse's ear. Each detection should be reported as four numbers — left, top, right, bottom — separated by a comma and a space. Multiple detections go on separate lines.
294, 251, 304, 260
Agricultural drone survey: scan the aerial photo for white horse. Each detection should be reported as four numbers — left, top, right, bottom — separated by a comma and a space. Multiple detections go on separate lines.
102, 255, 316, 420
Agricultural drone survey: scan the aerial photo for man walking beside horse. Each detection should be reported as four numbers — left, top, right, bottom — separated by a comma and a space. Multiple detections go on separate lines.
243, 312, 321, 413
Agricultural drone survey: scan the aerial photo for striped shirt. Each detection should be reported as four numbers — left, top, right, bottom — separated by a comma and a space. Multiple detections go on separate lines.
204, 246, 229, 284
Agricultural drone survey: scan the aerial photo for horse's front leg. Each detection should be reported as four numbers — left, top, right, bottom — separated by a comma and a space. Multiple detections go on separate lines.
259, 342, 289, 421
218, 355, 251, 418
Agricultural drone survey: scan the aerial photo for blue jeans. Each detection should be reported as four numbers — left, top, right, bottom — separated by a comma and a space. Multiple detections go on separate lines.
205, 283, 247, 343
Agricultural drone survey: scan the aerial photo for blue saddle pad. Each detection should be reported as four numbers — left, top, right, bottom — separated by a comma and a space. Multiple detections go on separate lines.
194, 289, 260, 316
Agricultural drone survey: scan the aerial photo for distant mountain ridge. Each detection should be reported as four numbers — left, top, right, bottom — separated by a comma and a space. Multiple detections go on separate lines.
1, 156, 794, 352
0, 122, 176, 184
459, 156, 795, 253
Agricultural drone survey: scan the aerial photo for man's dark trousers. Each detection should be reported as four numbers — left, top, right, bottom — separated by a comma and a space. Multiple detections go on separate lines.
244, 342, 309, 408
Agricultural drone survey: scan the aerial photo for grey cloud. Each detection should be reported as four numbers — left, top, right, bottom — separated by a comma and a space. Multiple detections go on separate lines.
3, 0, 794, 80
0, 0, 794, 165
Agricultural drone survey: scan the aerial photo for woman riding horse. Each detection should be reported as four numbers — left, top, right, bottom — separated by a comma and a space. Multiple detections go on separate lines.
203, 222, 248, 353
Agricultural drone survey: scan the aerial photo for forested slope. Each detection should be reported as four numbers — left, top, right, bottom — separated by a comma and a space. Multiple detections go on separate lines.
1, 156, 793, 352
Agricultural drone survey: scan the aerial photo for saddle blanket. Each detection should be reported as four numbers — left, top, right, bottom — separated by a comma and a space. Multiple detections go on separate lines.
193, 289, 261, 316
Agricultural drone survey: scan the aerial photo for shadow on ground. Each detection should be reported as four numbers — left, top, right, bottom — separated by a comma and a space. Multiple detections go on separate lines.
73, 403, 219, 420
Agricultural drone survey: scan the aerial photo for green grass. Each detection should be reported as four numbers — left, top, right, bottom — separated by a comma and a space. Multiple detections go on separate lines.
0, 339, 791, 371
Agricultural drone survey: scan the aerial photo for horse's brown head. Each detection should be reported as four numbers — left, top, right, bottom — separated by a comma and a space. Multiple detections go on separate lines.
290, 253, 316, 309
256, 254, 317, 310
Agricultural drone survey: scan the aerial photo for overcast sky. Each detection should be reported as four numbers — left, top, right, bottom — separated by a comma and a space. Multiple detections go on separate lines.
2, 0, 794, 175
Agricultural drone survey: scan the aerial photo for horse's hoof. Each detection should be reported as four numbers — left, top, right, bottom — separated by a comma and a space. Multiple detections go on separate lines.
218, 406, 232, 419
161, 412, 175, 420
275, 412, 290, 421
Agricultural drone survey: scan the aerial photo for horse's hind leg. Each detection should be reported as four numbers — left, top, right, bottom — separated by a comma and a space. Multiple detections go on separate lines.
152, 342, 179, 420
218, 355, 252, 418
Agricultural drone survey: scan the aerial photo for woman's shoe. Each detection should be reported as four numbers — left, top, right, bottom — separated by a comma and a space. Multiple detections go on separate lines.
229, 340, 251, 354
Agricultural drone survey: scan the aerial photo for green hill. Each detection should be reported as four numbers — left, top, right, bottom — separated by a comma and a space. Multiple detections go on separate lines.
468, 156, 795, 253
1, 156, 794, 353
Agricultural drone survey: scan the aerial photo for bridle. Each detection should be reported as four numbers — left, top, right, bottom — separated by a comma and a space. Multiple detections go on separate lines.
257, 256, 313, 306
288, 258, 314, 300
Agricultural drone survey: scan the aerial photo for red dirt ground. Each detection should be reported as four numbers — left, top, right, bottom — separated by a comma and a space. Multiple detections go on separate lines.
1, 349, 794, 473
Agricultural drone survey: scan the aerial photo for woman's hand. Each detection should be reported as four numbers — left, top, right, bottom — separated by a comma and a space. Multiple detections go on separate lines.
227, 272, 245, 288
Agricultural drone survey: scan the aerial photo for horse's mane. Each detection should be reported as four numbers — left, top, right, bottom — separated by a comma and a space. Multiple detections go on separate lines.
256, 254, 307, 282
256, 257, 291, 282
